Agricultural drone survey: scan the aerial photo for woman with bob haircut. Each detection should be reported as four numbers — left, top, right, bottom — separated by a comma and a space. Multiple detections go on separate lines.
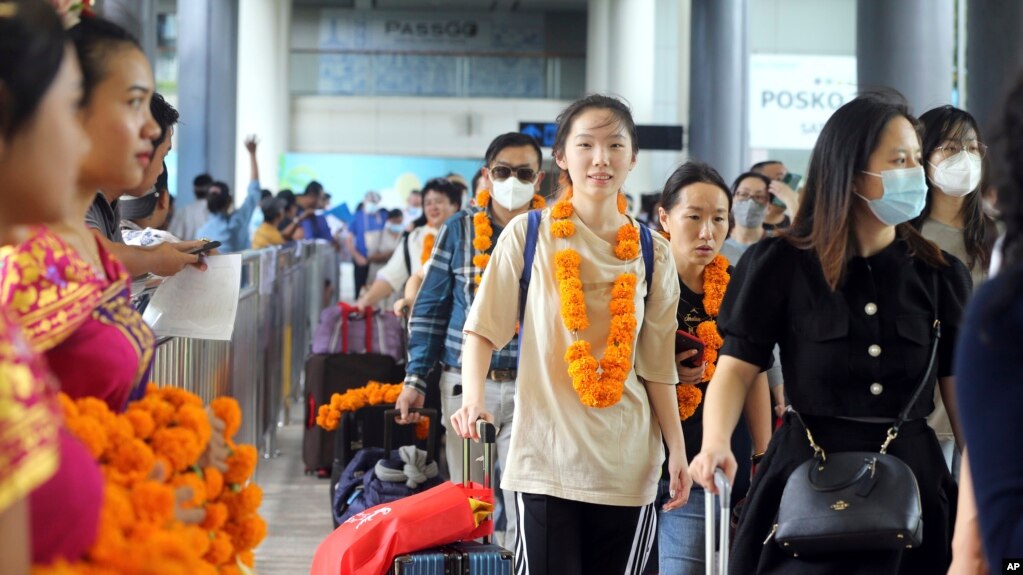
690, 89, 971, 574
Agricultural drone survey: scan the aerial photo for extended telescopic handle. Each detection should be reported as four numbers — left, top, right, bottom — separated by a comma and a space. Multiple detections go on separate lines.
705, 469, 731, 575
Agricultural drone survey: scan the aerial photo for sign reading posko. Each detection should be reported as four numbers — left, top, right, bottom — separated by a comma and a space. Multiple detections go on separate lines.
319, 10, 545, 54
748, 54, 858, 150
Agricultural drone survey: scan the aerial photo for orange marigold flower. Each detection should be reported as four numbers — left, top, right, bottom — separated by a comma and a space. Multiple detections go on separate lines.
551, 220, 575, 238
211, 397, 243, 440
151, 427, 203, 473
614, 237, 639, 261
65, 414, 109, 459
531, 194, 547, 209
696, 321, 723, 350
676, 384, 703, 421
551, 200, 573, 220
202, 502, 230, 531
472, 253, 490, 269
136, 395, 176, 428
224, 514, 268, 552
124, 408, 156, 440
554, 249, 581, 269
57, 393, 78, 419
617, 191, 628, 214
173, 473, 207, 508
178, 404, 213, 449
130, 480, 176, 525
475, 189, 491, 207
474, 274, 482, 285
238, 549, 255, 567
108, 438, 156, 480
219, 565, 243, 575
415, 417, 430, 440
224, 445, 258, 485
156, 386, 204, 409
472, 235, 492, 253
204, 466, 225, 500
103, 483, 136, 531
205, 530, 235, 566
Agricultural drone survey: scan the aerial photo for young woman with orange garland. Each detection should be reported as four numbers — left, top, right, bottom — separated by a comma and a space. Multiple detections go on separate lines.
650, 162, 772, 575
451, 95, 686, 574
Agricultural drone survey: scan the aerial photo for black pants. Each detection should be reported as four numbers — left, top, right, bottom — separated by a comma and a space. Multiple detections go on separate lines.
353, 263, 369, 297
514, 492, 656, 575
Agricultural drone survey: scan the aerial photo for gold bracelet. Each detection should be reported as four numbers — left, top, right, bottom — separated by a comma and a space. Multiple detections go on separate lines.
751, 451, 766, 464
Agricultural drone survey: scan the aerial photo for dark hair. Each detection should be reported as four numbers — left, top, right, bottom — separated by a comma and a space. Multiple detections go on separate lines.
409, 189, 422, 198
194, 173, 213, 187
386, 208, 404, 221
660, 161, 732, 214
206, 181, 232, 215
68, 15, 141, 107
484, 132, 543, 169
471, 169, 486, 195
786, 89, 946, 290
260, 188, 273, 200
750, 160, 784, 174
149, 92, 178, 149
422, 177, 462, 208
911, 105, 997, 271
276, 188, 296, 208
731, 171, 772, 197
260, 197, 284, 222
155, 161, 168, 193
303, 180, 324, 197
0, 0, 66, 139
552, 94, 638, 189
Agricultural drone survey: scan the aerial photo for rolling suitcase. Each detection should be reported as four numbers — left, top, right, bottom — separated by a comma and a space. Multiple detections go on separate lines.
705, 469, 732, 575
390, 420, 513, 575
302, 352, 405, 475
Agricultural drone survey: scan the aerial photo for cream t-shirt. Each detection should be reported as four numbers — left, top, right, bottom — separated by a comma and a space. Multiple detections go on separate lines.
375, 226, 438, 293
464, 208, 680, 507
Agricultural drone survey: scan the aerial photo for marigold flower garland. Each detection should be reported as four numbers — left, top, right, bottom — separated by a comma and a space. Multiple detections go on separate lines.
472, 189, 546, 285
420, 232, 436, 265
316, 381, 430, 440
36, 387, 266, 575
552, 187, 640, 408
675, 253, 730, 421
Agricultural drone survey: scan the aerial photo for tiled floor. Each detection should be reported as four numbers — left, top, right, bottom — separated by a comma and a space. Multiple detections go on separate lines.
253, 418, 332, 575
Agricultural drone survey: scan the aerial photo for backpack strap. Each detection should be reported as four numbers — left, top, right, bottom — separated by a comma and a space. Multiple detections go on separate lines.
639, 223, 654, 298
401, 231, 412, 276
519, 209, 543, 328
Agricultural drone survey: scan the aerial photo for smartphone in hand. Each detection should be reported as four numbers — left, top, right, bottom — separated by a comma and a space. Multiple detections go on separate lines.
675, 330, 705, 369
189, 241, 221, 255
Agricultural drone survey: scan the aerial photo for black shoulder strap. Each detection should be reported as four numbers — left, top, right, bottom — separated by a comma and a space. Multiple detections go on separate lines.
894, 268, 942, 430
401, 231, 412, 275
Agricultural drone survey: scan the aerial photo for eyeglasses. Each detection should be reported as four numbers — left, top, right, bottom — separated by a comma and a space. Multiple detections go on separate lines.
490, 166, 537, 182
934, 141, 988, 159
734, 190, 770, 204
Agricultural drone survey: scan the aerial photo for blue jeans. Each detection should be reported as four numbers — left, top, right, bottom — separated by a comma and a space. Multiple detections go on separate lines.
655, 479, 705, 575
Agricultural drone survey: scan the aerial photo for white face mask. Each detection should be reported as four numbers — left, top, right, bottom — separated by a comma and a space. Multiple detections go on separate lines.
929, 151, 982, 197
490, 177, 535, 211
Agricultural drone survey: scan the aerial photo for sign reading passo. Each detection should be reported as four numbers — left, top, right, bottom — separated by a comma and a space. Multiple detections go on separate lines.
383, 20, 479, 39
748, 54, 857, 150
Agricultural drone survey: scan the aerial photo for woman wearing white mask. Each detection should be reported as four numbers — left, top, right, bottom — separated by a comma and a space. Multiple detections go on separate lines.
721, 172, 772, 265
913, 105, 997, 288
689, 90, 971, 574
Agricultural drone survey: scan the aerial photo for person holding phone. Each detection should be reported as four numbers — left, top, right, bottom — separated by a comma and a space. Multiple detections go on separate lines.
689, 90, 970, 574
751, 160, 801, 237
651, 162, 772, 575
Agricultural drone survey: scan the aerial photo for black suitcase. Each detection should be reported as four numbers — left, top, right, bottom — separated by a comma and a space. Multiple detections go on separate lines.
390, 420, 513, 574
302, 352, 405, 475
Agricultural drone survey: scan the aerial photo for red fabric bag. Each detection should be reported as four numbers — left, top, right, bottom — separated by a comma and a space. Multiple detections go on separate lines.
310, 480, 493, 575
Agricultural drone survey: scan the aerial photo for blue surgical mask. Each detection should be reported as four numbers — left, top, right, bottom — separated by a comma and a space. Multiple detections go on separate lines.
387, 223, 404, 234
856, 166, 927, 226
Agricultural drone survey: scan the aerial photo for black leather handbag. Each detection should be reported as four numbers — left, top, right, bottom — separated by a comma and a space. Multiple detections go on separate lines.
773, 276, 942, 557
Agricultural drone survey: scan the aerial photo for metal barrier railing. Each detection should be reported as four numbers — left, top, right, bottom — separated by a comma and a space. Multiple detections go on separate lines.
151, 240, 339, 457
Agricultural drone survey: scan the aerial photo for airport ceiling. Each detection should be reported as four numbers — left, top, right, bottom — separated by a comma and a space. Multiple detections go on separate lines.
294, 0, 588, 10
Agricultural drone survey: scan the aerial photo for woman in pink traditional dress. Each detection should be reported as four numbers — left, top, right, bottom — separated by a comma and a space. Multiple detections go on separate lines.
0, 1, 102, 570
0, 14, 169, 412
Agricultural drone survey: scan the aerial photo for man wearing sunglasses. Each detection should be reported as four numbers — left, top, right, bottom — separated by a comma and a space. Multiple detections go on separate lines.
397, 132, 545, 551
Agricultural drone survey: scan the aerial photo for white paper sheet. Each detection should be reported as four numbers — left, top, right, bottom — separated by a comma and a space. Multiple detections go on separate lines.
142, 254, 242, 341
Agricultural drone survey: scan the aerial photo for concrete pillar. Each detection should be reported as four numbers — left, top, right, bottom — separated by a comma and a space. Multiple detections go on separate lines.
177, 0, 239, 207
236, 0, 292, 198
856, 0, 954, 114
965, 0, 1023, 131
689, 0, 747, 183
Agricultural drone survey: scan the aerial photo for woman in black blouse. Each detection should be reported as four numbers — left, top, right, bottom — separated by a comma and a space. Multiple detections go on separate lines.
690, 90, 971, 574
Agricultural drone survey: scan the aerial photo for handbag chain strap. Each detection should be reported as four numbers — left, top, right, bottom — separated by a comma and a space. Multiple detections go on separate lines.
796, 268, 942, 461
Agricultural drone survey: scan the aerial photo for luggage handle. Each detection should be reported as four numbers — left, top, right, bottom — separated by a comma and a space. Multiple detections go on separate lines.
704, 469, 731, 575
463, 419, 497, 545
382, 408, 439, 464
